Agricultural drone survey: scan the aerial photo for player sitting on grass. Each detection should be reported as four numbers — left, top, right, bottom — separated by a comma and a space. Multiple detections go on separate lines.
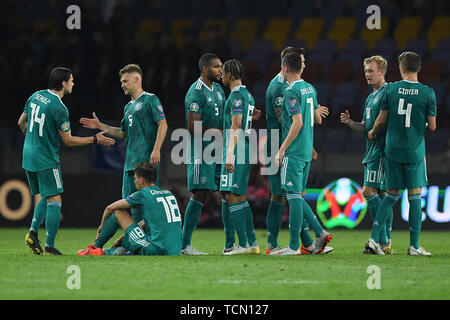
78, 163, 182, 256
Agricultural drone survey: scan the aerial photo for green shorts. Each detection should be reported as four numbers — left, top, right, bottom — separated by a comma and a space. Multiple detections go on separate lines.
363, 157, 386, 190
26, 166, 63, 198
187, 160, 220, 192
384, 157, 428, 190
122, 223, 162, 256
280, 157, 310, 193
219, 162, 251, 196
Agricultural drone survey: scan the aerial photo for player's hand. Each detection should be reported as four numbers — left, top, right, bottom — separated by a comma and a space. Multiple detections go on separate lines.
95, 130, 116, 146
252, 109, 262, 120
340, 109, 351, 124
150, 149, 161, 165
318, 105, 329, 118
275, 149, 285, 167
225, 154, 235, 173
80, 112, 102, 129
312, 148, 318, 161
368, 129, 376, 141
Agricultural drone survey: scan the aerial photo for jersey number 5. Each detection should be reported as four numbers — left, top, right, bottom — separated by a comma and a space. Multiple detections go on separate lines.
397, 98, 412, 128
29, 103, 46, 137
156, 195, 181, 223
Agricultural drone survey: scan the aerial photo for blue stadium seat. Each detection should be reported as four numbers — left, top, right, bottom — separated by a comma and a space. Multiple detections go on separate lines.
404, 38, 429, 58
370, 39, 397, 62
338, 39, 367, 72
427, 81, 447, 106
244, 39, 274, 73
324, 128, 348, 152
431, 38, 450, 72
313, 81, 332, 106
330, 82, 359, 115
309, 39, 337, 73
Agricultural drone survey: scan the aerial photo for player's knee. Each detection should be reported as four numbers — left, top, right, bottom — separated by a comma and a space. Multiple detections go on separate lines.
46, 194, 62, 203
362, 186, 377, 199
271, 194, 283, 202
191, 190, 207, 203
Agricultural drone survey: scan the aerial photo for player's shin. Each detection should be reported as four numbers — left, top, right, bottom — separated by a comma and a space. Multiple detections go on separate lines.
229, 202, 248, 248
286, 193, 303, 251
181, 198, 203, 249
95, 212, 119, 248
266, 200, 283, 249
408, 194, 422, 249
301, 198, 323, 238
45, 202, 62, 248
370, 192, 399, 242
221, 199, 235, 248
30, 198, 47, 235
242, 201, 256, 246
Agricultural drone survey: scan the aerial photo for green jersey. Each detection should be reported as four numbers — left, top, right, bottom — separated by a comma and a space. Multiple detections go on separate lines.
185, 79, 225, 161
281, 80, 317, 162
265, 73, 287, 155
120, 92, 166, 172
361, 83, 388, 164
381, 80, 437, 163
22, 90, 71, 171
223, 85, 255, 164
126, 186, 182, 256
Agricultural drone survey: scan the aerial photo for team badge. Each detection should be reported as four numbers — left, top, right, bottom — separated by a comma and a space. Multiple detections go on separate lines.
200, 176, 208, 184
275, 96, 283, 107
60, 122, 70, 131
233, 99, 242, 107
190, 103, 200, 112
157, 104, 164, 113
135, 102, 143, 111
288, 98, 297, 107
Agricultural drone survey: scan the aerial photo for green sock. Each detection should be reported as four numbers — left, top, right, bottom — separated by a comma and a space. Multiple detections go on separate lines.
266, 200, 283, 249
286, 193, 303, 251
300, 220, 313, 248
45, 202, 61, 248
181, 198, 203, 249
221, 199, 235, 248
385, 207, 393, 243
365, 194, 388, 244
408, 193, 422, 249
242, 201, 256, 246
301, 199, 323, 238
229, 202, 248, 248
94, 212, 118, 248
371, 192, 399, 243
30, 198, 47, 235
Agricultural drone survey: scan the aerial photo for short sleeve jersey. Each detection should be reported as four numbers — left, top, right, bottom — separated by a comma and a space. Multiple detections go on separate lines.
223, 85, 255, 164
120, 92, 166, 171
126, 186, 182, 256
22, 90, 71, 171
361, 83, 388, 164
265, 74, 288, 155
281, 80, 317, 162
185, 79, 225, 161
381, 80, 437, 163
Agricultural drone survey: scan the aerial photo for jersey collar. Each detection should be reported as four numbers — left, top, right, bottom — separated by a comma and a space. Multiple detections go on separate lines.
46, 89, 65, 106
231, 85, 246, 92
198, 78, 214, 92
130, 91, 147, 103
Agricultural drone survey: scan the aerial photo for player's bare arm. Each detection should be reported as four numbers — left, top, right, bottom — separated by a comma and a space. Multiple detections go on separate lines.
79, 112, 126, 140
427, 115, 436, 131
315, 104, 329, 125
252, 108, 262, 120
17, 112, 28, 134
98, 199, 131, 232
187, 110, 222, 136
368, 109, 388, 140
225, 114, 243, 173
59, 129, 115, 147
150, 119, 168, 165
340, 109, 365, 135
275, 113, 303, 167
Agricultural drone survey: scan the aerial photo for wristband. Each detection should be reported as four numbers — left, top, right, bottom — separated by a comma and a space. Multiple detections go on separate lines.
93, 135, 97, 144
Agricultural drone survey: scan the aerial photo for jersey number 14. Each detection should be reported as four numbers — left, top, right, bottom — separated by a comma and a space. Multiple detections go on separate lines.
29, 103, 46, 137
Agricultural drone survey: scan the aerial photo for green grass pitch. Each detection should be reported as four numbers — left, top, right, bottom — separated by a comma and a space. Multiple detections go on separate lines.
0, 228, 449, 300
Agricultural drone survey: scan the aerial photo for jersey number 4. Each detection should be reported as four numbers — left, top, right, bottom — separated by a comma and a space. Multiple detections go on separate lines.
29, 103, 46, 137
397, 98, 412, 128
156, 195, 181, 223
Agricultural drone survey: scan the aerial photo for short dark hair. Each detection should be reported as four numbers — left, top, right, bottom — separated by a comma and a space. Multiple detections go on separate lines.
119, 64, 143, 78
398, 51, 421, 73
223, 59, 243, 80
282, 53, 303, 73
198, 53, 219, 72
134, 162, 158, 184
281, 47, 306, 61
48, 67, 72, 91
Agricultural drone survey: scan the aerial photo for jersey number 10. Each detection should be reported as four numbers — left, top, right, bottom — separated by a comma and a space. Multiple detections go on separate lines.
29, 103, 46, 137
156, 195, 181, 223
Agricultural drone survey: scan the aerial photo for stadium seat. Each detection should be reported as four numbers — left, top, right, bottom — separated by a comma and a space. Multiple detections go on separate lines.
427, 81, 447, 106
263, 18, 292, 51
431, 39, 450, 72
369, 39, 397, 63
251, 80, 269, 107
427, 16, 450, 50
244, 40, 274, 73
313, 81, 332, 106
171, 19, 194, 49
359, 17, 389, 49
302, 60, 323, 83
294, 17, 324, 50
283, 39, 307, 50
404, 39, 429, 58
308, 39, 337, 73
135, 19, 162, 40
324, 60, 353, 84
420, 60, 446, 83
198, 19, 227, 41
385, 61, 402, 83
327, 17, 357, 49
338, 39, 367, 73
393, 16, 422, 50
330, 82, 359, 115
230, 18, 260, 51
